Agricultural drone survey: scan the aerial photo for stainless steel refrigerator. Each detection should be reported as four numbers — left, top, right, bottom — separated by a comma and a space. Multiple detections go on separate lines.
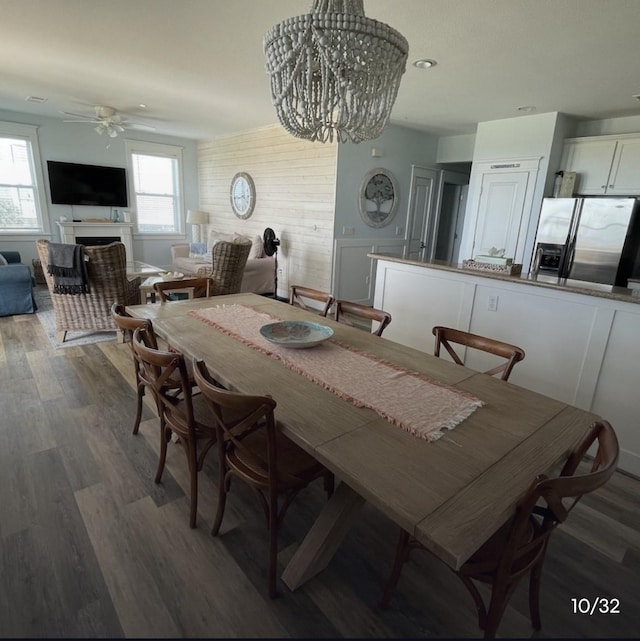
532, 197, 640, 286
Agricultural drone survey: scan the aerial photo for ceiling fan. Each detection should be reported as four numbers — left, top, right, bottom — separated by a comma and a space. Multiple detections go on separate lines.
61, 105, 156, 138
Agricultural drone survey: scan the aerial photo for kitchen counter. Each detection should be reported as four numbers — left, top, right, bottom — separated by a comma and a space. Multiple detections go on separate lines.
368, 253, 640, 305
370, 253, 640, 477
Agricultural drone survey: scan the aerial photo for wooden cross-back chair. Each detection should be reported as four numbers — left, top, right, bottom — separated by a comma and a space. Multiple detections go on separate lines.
432, 325, 525, 381
153, 277, 212, 302
110, 303, 157, 435
192, 359, 334, 598
380, 420, 619, 638
335, 299, 392, 337
111, 303, 199, 436
132, 327, 218, 528
289, 285, 334, 317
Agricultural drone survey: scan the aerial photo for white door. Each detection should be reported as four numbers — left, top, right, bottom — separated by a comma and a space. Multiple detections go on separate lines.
472, 171, 530, 259
406, 166, 438, 260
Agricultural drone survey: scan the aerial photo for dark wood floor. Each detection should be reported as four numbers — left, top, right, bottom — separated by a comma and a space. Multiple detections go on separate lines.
1, 304, 639, 638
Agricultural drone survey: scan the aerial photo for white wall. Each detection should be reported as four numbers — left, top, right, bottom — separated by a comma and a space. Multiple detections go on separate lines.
334, 123, 440, 240
436, 133, 476, 163
0, 108, 199, 268
332, 124, 440, 302
576, 115, 640, 137
197, 126, 338, 298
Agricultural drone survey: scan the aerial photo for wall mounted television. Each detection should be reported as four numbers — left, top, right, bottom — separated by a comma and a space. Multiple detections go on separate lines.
47, 160, 128, 207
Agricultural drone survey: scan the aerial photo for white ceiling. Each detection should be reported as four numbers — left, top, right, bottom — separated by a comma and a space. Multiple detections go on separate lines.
1, 0, 640, 141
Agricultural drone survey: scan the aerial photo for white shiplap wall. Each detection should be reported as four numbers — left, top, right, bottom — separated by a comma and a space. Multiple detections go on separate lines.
197, 126, 338, 297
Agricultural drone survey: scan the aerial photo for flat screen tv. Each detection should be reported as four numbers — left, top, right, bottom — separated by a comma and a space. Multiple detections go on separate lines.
47, 160, 128, 207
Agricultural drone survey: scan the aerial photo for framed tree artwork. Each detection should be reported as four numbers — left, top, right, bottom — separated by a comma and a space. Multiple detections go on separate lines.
358, 168, 399, 228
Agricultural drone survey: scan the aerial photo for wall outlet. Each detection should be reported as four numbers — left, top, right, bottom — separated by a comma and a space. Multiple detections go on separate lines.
343, 226, 355, 236
488, 295, 499, 312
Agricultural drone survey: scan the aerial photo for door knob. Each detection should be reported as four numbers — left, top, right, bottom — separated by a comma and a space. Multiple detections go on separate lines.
419, 241, 426, 249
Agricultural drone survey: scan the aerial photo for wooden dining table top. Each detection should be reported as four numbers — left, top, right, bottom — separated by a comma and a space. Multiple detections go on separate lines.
127, 293, 599, 571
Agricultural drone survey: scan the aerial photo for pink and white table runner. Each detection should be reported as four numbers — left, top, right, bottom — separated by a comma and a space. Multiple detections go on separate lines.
189, 304, 483, 442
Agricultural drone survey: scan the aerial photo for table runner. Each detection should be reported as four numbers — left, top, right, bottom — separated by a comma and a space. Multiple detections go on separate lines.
189, 305, 483, 442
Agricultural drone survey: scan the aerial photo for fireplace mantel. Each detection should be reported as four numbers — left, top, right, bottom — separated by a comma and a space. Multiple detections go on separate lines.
56, 221, 134, 260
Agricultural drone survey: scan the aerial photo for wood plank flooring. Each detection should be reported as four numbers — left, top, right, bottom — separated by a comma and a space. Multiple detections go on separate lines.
1, 305, 639, 638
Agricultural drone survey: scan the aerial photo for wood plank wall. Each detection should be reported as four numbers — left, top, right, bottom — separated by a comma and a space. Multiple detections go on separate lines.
197, 126, 338, 296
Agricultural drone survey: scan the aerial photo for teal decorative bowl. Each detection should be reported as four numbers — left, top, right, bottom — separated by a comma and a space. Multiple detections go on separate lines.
259, 321, 334, 349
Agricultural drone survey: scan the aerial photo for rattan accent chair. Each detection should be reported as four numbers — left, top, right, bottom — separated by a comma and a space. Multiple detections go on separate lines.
36, 239, 140, 344
380, 420, 619, 638
209, 240, 252, 295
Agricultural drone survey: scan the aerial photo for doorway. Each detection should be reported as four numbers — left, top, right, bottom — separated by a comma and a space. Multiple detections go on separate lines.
405, 166, 438, 260
434, 183, 468, 263
406, 166, 470, 263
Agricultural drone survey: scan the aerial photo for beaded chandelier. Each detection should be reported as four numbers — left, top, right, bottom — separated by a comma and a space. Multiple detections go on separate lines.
264, 0, 408, 144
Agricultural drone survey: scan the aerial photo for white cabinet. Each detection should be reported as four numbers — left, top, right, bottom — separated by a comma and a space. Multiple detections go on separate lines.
607, 136, 640, 194
561, 134, 640, 195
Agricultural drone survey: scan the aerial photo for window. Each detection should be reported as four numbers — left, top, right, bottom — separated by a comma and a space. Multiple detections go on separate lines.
0, 122, 49, 236
125, 140, 184, 235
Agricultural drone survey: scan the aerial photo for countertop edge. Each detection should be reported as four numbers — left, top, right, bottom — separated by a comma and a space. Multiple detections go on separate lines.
368, 253, 640, 305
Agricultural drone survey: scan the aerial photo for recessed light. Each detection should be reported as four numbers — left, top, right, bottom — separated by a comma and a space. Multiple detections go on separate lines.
517, 105, 536, 113
26, 96, 47, 103
413, 59, 437, 69
138, 103, 147, 109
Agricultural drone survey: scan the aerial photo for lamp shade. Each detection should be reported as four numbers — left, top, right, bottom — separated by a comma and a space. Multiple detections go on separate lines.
186, 209, 208, 224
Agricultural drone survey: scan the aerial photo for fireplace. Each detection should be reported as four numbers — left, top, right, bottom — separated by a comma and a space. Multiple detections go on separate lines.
76, 236, 121, 246
57, 221, 134, 260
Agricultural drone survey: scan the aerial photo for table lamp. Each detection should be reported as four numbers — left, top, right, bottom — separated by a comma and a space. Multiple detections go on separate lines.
186, 209, 208, 243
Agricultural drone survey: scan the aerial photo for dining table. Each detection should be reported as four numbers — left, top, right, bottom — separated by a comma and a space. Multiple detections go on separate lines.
126, 292, 600, 590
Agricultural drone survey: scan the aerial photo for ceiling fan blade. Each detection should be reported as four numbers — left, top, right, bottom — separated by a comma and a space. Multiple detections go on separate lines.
127, 123, 156, 131
63, 119, 97, 123
60, 110, 95, 120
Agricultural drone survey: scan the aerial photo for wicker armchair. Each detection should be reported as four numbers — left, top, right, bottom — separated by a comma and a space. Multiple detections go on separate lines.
36, 239, 140, 344
209, 240, 252, 295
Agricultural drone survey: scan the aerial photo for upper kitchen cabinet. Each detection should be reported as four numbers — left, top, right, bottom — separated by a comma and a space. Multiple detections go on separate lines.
561, 134, 640, 195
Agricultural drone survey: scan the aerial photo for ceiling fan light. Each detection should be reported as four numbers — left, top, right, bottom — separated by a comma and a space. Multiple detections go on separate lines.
107, 127, 118, 138
94, 124, 104, 135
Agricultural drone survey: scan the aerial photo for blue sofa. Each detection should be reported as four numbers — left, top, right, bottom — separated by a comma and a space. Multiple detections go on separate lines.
0, 251, 37, 317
